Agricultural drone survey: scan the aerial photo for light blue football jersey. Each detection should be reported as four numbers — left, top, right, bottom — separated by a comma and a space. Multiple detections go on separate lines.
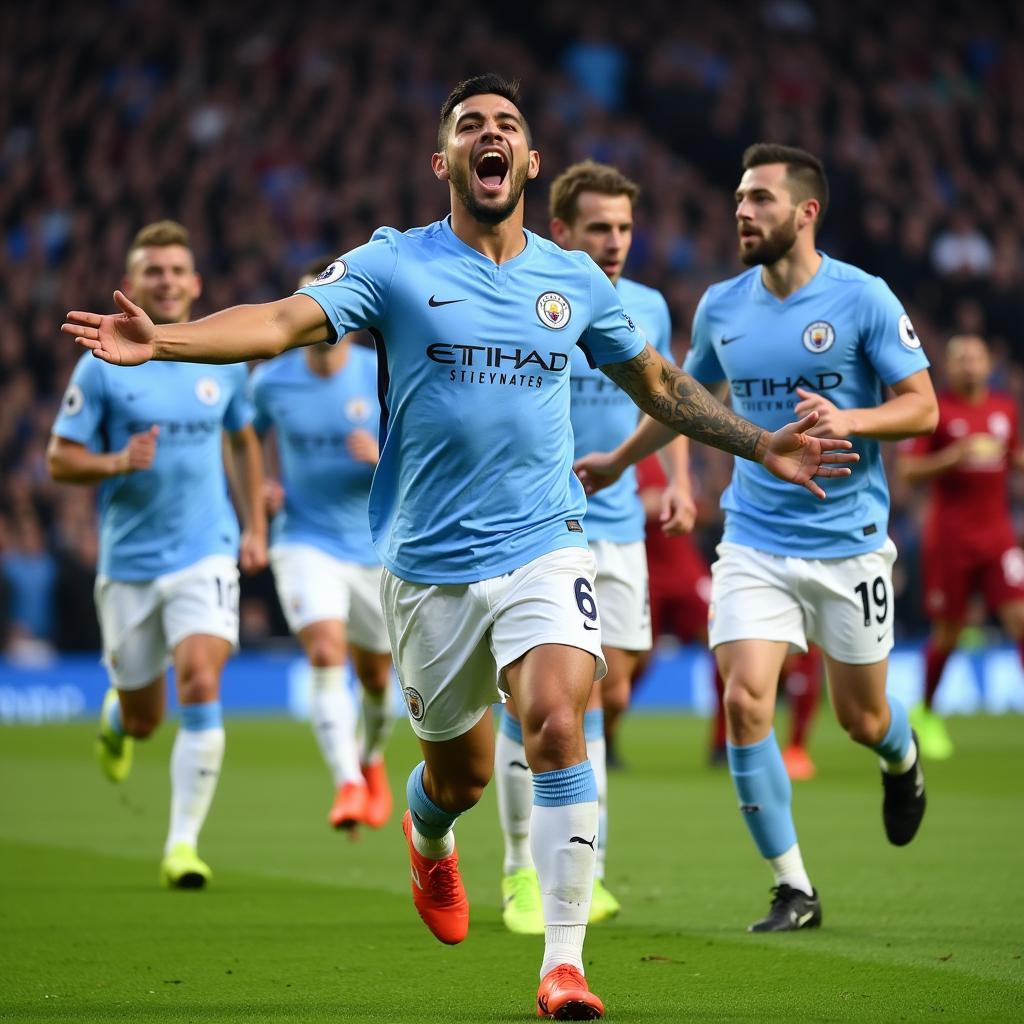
683, 253, 929, 558
251, 345, 379, 565
570, 276, 672, 543
52, 356, 253, 581
298, 217, 647, 583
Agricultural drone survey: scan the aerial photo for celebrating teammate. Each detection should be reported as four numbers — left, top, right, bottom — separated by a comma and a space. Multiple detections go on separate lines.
251, 260, 396, 831
576, 143, 937, 933
897, 333, 1024, 759
62, 84, 856, 1018
48, 221, 267, 888
495, 160, 692, 935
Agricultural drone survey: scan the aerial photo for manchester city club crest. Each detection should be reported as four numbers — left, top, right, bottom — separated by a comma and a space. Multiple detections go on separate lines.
195, 377, 221, 405
802, 320, 835, 354
345, 397, 371, 423
536, 291, 571, 330
403, 686, 425, 721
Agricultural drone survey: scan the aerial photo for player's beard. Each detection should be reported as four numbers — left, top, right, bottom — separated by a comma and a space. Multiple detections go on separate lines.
449, 159, 529, 226
739, 213, 799, 267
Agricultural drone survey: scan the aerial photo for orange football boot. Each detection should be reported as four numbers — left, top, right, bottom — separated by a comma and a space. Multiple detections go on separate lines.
401, 810, 468, 944
782, 744, 816, 782
361, 760, 393, 828
329, 780, 368, 829
536, 964, 605, 1020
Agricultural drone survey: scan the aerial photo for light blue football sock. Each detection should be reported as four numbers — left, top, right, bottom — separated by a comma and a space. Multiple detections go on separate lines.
873, 697, 913, 765
406, 761, 459, 839
727, 731, 797, 859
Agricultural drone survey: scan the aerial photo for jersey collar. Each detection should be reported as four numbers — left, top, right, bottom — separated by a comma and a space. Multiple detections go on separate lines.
440, 216, 533, 271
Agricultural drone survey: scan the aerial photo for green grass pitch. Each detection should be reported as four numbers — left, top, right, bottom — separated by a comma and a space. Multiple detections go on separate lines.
1, 711, 1021, 1022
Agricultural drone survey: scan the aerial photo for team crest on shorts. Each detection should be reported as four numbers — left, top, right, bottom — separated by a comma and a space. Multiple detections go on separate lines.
536, 291, 571, 330
195, 377, 221, 405
403, 686, 425, 721
310, 260, 347, 286
802, 321, 835, 354
898, 314, 921, 349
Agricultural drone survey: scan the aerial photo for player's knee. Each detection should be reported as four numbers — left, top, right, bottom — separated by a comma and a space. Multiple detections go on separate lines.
837, 706, 886, 746
601, 675, 630, 717
176, 666, 220, 705
357, 664, 391, 695
307, 639, 345, 667
723, 680, 768, 727
522, 706, 584, 768
123, 708, 162, 738
430, 769, 491, 813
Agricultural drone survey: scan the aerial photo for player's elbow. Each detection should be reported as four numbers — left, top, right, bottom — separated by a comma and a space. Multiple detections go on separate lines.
46, 439, 71, 482
918, 397, 939, 435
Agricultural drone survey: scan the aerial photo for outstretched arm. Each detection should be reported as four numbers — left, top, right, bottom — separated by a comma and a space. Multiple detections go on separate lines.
62, 292, 332, 366
596, 344, 858, 499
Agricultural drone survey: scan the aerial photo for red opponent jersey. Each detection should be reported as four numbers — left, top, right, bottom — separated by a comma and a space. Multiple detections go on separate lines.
908, 390, 1019, 552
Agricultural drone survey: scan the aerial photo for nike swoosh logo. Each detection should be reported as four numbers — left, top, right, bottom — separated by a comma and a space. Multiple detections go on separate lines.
720, 335, 744, 346
508, 760, 530, 770
410, 865, 423, 890
428, 295, 466, 307
569, 835, 596, 850
795, 910, 814, 927
583, 622, 599, 631
876, 632, 889, 642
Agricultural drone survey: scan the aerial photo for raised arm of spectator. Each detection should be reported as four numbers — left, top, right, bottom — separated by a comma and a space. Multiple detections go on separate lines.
62, 292, 332, 366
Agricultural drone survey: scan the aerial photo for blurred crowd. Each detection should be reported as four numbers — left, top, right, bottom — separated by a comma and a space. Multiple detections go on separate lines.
3, 0, 1024, 657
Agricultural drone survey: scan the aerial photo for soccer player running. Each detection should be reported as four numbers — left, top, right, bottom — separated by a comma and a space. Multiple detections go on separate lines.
48, 221, 267, 888
897, 333, 1024, 759
62, 85, 856, 1018
251, 259, 396, 830
495, 160, 693, 935
576, 143, 937, 933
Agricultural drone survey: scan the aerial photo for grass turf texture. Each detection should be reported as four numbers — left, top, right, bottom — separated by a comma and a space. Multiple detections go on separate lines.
1, 712, 1021, 1023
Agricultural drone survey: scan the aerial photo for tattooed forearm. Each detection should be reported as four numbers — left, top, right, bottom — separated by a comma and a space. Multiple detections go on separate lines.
603, 348, 768, 462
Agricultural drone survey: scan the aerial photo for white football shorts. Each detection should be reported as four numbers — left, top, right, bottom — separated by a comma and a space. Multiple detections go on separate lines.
94, 554, 240, 690
590, 539, 652, 652
380, 546, 607, 742
270, 542, 390, 653
708, 539, 898, 665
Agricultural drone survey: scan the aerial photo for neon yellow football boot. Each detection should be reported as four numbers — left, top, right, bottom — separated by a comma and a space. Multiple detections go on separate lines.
589, 877, 622, 923
501, 867, 544, 935
160, 842, 213, 890
95, 688, 133, 783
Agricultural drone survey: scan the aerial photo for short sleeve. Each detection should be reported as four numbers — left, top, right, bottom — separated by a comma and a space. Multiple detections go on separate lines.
859, 277, 930, 386
682, 291, 725, 384
223, 364, 254, 433
51, 355, 107, 447
296, 230, 399, 341
578, 261, 648, 368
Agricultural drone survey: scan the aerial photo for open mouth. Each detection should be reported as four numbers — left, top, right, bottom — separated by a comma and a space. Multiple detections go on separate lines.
474, 149, 509, 191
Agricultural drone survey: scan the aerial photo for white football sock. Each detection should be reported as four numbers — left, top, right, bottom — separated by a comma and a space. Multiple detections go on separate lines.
531, 800, 598, 976
310, 665, 361, 785
166, 725, 225, 853
495, 726, 535, 874
768, 842, 813, 896
360, 685, 396, 766
586, 732, 608, 880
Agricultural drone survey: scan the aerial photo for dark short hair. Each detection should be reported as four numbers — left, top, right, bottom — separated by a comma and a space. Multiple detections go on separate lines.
549, 160, 640, 225
742, 143, 829, 227
437, 74, 530, 150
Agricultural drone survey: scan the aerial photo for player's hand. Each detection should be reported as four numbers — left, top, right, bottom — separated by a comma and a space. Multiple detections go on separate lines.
659, 485, 697, 536
263, 477, 285, 516
347, 429, 379, 465
239, 529, 269, 575
794, 388, 856, 437
115, 425, 159, 474
760, 411, 859, 499
573, 450, 625, 495
62, 290, 157, 366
